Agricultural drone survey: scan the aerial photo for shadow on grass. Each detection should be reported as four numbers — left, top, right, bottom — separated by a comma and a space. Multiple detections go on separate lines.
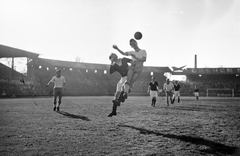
119, 124, 238, 155
165, 105, 224, 112
56, 111, 91, 121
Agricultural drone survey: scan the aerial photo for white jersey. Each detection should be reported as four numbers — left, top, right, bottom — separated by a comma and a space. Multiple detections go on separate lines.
163, 82, 174, 92
126, 49, 147, 66
50, 76, 66, 88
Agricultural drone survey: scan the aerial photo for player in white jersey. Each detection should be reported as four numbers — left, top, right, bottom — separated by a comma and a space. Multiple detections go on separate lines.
113, 38, 147, 98
47, 69, 66, 111
163, 79, 174, 106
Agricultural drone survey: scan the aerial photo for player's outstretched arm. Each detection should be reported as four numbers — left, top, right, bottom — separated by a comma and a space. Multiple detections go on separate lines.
112, 44, 128, 56
147, 85, 150, 93
46, 77, 55, 87
46, 81, 51, 87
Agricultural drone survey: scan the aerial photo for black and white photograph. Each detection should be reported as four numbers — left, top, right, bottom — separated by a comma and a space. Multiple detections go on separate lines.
0, 0, 240, 155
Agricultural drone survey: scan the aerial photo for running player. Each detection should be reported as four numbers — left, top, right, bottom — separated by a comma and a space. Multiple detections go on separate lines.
172, 80, 181, 104
46, 69, 66, 111
147, 76, 160, 107
108, 53, 133, 117
163, 79, 174, 106
113, 38, 147, 98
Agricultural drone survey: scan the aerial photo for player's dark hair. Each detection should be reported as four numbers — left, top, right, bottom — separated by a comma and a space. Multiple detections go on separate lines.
56, 69, 61, 73
109, 53, 115, 60
129, 38, 137, 43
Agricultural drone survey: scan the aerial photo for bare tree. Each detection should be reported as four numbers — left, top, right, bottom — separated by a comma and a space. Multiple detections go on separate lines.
75, 55, 83, 62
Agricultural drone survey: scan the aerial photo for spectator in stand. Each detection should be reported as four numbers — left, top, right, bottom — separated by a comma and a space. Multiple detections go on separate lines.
2, 90, 6, 97
189, 89, 192, 96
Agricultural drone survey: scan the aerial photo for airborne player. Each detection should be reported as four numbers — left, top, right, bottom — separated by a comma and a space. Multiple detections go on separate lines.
112, 38, 147, 98
108, 53, 133, 117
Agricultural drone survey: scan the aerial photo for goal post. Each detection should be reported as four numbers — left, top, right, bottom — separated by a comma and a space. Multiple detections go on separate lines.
206, 88, 234, 97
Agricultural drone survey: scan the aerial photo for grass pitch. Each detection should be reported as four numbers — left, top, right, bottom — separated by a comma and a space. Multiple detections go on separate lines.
0, 96, 240, 156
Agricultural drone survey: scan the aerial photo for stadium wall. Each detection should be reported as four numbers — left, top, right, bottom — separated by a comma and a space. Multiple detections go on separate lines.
1, 58, 240, 97
4, 58, 167, 97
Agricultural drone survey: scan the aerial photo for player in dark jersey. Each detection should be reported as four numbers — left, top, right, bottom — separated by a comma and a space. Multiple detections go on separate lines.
194, 86, 199, 100
108, 53, 133, 117
147, 76, 160, 107
172, 80, 181, 104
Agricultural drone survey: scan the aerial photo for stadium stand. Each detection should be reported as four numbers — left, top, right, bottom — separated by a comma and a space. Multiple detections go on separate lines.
26, 58, 170, 96
1, 44, 240, 97
0, 62, 32, 97
178, 68, 240, 97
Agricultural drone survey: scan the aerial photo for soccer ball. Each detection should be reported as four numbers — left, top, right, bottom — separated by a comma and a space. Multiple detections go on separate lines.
134, 31, 142, 40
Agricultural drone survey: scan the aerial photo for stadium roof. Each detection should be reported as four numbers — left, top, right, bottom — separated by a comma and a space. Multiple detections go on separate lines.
35, 58, 110, 70
31, 58, 172, 73
0, 62, 27, 79
0, 44, 39, 59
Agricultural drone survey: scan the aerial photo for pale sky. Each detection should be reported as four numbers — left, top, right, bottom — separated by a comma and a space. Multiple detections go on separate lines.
0, 0, 240, 69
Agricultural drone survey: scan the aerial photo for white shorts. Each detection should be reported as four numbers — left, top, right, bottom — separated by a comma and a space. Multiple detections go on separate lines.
194, 92, 199, 97
150, 90, 158, 98
173, 91, 180, 97
116, 76, 127, 92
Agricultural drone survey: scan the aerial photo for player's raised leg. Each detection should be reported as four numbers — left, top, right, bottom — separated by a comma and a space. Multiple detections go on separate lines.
108, 77, 126, 117
108, 100, 118, 117
129, 71, 140, 89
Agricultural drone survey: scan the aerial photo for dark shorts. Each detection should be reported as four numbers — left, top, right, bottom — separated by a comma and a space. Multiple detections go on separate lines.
54, 88, 63, 96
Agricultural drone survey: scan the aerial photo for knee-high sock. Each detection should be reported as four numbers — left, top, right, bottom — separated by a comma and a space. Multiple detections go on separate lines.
112, 101, 117, 114
118, 91, 125, 102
